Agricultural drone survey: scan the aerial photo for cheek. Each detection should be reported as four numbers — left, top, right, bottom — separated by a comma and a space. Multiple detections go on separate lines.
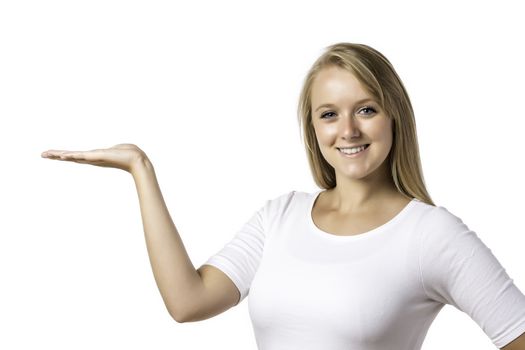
314, 124, 339, 143
386, 124, 394, 146
380, 128, 393, 146
371, 120, 393, 144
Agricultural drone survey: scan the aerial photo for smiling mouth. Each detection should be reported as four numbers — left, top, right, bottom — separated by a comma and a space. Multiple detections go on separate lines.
337, 144, 370, 155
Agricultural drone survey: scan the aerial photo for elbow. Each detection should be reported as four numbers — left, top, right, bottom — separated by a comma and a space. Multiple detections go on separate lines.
170, 302, 202, 323
172, 313, 187, 324
165, 282, 202, 323
170, 309, 188, 323
167, 304, 189, 323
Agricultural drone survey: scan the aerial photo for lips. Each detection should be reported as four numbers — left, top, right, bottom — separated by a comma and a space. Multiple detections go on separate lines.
337, 144, 370, 149
337, 144, 370, 152
336, 143, 370, 148
338, 143, 370, 156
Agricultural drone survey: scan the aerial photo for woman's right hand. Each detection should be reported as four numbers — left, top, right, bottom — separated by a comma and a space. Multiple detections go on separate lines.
41, 143, 149, 174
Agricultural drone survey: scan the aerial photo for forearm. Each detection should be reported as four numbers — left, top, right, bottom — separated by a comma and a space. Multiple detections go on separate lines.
131, 157, 202, 321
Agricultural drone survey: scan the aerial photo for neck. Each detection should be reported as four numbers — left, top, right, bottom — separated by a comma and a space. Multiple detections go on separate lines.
329, 164, 399, 213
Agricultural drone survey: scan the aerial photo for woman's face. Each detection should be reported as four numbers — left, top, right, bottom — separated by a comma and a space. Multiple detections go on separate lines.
310, 66, 394, 182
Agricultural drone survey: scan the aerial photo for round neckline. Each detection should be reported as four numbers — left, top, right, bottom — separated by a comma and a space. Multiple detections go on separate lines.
307, 189, 418, 241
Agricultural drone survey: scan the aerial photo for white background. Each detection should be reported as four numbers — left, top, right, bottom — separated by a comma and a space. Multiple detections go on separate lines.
1, 0, 524, 349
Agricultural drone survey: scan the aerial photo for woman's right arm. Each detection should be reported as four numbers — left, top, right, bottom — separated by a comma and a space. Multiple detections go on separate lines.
42, 145, 240, 323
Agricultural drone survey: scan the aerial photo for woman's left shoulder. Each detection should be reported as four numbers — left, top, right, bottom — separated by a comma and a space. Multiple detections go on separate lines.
417, 202, 471, 238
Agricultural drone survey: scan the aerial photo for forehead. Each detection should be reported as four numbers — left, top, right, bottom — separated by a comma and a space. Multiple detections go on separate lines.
311, 67, 372, 105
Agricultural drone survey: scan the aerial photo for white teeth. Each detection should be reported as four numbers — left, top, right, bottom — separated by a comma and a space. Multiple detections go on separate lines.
339, 145, 366, 155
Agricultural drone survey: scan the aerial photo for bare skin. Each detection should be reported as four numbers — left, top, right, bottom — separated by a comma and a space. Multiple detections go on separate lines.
41, 144, 146, 172
311, 188, 411, 237
41, 144, 240, 322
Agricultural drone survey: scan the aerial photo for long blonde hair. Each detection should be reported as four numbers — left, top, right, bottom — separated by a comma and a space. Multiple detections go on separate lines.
297, 42, 435, 206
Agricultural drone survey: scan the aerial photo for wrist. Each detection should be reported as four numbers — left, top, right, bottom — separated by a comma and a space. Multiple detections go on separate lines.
130, 155, 154, 177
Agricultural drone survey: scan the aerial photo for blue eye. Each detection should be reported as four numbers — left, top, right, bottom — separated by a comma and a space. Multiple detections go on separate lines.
320, 106, 376, 119
359, 106, 376, 115
320, 111, 336, 119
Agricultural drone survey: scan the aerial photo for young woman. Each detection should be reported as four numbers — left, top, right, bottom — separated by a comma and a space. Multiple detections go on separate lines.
41, 43, 525, 350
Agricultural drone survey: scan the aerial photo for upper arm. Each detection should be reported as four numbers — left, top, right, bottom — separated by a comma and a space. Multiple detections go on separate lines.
501, 331, 525, 350
179, 193, 284, 322
179, 264, 241, 322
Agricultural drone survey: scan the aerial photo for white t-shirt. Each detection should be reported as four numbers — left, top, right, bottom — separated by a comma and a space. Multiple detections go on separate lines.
204, 189, 525, 350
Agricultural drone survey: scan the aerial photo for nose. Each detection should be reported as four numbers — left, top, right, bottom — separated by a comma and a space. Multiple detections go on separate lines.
340, 114, 361, 139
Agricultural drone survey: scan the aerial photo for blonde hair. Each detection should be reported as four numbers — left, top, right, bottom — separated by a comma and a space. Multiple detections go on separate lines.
297, 42, 435, 206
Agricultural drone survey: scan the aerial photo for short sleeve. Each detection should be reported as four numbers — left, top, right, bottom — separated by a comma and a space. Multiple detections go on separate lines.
418, 206, 525, 348
203, 200, 267, 305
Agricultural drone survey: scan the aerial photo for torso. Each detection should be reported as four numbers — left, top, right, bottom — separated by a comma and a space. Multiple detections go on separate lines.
311, 190, 413, 237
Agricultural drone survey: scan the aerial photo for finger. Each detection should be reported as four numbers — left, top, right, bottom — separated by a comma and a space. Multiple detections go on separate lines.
42, 150, 72, 158
59, 152, 95, 161
43, 149, 70, 154
42, 151, 80, 160
43, 150, 88, 158
62, 152, 83, 159
61, 152, 107, 164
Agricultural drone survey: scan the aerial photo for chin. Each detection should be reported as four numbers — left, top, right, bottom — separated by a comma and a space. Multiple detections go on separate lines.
336, 171, 372, 181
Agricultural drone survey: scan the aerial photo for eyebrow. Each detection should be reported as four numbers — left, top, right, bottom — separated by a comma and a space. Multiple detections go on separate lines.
314, 98, 376, 112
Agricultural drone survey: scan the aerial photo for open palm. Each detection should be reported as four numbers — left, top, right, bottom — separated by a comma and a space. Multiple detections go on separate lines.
41, 143, 147, 173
